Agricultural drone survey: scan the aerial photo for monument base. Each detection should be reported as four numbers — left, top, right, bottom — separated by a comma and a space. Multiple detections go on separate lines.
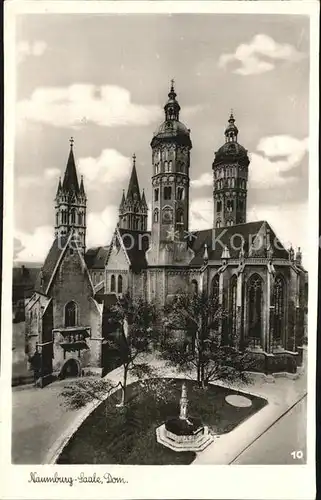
156, 423, 214, 452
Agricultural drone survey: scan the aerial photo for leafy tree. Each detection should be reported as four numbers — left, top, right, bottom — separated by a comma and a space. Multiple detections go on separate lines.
160, 290, 253, 389
59, 377, 117, 422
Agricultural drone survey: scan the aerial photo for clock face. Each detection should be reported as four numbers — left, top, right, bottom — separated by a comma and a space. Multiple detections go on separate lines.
162, 209, 173, 223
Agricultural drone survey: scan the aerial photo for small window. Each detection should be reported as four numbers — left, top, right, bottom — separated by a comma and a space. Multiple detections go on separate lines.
154, 188, 159, 202
168, 160, 172, 172
118, 275, 123, 294
164, 186, 172, 200
176, 209, 184, 224
65, 301, 78, 327
153, 209, 159, 223
111, 274, 116, 292
71, 209, 76, 224
155, 163, 160, 174
217, 201, 222, 212
191, 280, 198, 295
177, 187, 184, 201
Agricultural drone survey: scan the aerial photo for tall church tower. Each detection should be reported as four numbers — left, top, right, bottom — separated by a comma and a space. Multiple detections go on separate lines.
147, 81, 194, 265
54, 138, 87, 253
119, 154, 148, 231
212, 112, 250, 228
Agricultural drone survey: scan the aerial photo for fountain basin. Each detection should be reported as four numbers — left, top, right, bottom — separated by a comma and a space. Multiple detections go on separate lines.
165, 416, 203, 435
156, 419, 213, 452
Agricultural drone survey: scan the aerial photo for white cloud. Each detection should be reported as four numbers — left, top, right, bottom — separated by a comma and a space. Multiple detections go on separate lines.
191, 172, 212, 188
14, 206, 119, 262
87, 206, 118, 248
17, 84, 162, 129
14, 226, 54, 263
189, 197, 213, 230
218, 34, 305, 76
78, 149, 131, 190
17, 167, 60, 188
17, 40, 47, 63
248, 202, 310, 271
249, 135, 308, 188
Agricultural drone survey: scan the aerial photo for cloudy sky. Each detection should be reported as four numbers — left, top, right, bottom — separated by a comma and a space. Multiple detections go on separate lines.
14, 13, 310, 267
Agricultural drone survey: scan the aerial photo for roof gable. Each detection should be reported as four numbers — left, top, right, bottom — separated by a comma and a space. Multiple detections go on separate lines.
118, 228, 150, 271
190, 220, 288, 266
85, 246, 110, 270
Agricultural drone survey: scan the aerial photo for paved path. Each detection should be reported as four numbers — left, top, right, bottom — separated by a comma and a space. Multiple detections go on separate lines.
192, 371, 307, 464
11, 357, 307, 465
231, 395, 307, 465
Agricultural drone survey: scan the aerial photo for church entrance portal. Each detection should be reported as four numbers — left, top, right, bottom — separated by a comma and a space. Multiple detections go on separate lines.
60, 358, 81, 379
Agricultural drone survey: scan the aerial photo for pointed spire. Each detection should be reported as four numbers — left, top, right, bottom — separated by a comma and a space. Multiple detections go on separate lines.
295, 246, 302, 265
222, 245, 230, 260
164, 79, 180, 121
141, 189, 148, 208
126, 153, 141, 202
119, 189, 126, 210
225, 110, 238, 143
79, 175, 86, 197
62, 137, 80, 194
203, 243, 209, 264
55, 177, 62, 199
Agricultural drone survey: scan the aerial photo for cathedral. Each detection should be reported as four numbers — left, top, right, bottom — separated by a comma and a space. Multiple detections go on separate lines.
25, 82, 308, 385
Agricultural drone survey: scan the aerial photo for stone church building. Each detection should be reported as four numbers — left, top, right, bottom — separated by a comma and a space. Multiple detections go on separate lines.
25, 82, 308, 385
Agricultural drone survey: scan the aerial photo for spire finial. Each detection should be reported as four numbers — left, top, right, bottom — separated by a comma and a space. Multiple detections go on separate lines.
69, 136, 74, 148
170, 78, 175, 92
132, 153, 136, 166
229, 109, 235, 122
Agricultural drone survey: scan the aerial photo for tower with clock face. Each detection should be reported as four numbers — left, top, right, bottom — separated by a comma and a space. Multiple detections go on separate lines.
146, 81, 194, 266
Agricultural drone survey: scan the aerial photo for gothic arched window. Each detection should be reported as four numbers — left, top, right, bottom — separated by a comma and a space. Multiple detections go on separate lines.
56, 213, 59, 226
111, 274, 116, 292
191, 280, 198, 295
117, 275, 123, 294
164, 186, 172, 200
217, 201, 222, 212
154, 188, 159, 202
273, 275, 285, 347
153, 209, 159, 223
247, 274, 263, 347
176, 209, 184, 224
65, 301, 78, 327
177, 187, 184, 200
229, 275, 237, 340
164, 161, 169, 172
216, 220, 221, 228
71, 209, 76, 224
78, 212, 82, 225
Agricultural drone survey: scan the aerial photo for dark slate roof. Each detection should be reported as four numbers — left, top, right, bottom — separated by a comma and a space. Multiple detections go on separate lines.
34, 236, 68, 293
118, 228, 151, 271
62, 147, 80, 194
85, 246, 110, 270
189, 221, 289, 266
94, 293, 118, 309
